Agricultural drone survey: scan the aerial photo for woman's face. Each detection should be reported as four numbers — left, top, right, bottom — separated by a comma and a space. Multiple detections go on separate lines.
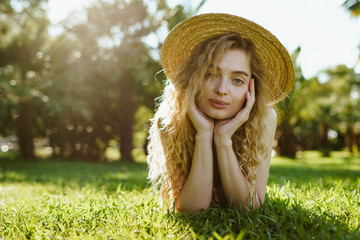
196, 49, 252, 120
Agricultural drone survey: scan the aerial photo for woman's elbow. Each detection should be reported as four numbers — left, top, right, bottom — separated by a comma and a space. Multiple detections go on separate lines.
233, 194, 265, 213
175, 206, 202, 213
177, 203, 212, 213
175, 199, 210, 213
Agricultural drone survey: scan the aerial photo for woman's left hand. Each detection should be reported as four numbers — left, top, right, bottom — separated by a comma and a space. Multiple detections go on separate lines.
214, 79, 255, 141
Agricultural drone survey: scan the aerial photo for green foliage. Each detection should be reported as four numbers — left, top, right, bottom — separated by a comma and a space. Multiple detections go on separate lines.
0, 0, 51, 159
0, 152, 359, 239
298, 66, 360, 153
0, 0, 170, 161
276, 46, 360, 157
343, 0, 360, 17
275, 47, 304, 158
39, 0, 169, 161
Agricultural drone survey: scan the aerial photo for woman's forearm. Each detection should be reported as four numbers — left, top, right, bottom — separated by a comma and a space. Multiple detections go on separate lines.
214, 136, 260, 211
176, 133, 214, 213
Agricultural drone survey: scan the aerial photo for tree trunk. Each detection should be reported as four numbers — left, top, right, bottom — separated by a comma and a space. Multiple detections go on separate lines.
346, 128, 354, 153
319, 120, 330, 156
118, 71, 136, 161
16, 100, 35, 159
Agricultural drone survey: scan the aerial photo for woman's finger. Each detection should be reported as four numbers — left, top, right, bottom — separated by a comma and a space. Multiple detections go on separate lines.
232, 79, 255, 124
244, 79, 256, 113
187, 102, 214, 133
250, 78, 255, 104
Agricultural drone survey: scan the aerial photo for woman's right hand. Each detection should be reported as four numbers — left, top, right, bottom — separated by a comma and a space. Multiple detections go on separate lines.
187, 102, 214, 136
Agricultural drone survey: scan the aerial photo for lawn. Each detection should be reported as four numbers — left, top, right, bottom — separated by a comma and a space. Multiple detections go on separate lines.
0, 151, 359, 239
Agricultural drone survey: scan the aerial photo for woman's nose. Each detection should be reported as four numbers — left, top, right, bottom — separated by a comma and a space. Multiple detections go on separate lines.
214, 78, 227, 96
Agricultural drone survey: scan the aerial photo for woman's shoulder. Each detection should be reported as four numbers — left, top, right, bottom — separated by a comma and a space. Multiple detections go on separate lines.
265, 107, 277, 126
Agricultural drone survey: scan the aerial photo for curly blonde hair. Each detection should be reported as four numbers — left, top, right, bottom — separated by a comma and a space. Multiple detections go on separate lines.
147, 33, 271, 207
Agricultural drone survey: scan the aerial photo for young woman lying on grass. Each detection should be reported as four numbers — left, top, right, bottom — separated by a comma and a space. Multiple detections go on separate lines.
147, 13, 295, 213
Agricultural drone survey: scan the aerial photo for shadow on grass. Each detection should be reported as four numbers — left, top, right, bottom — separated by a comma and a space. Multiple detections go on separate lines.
0, 156, 150, 192
168, 196, 359, 239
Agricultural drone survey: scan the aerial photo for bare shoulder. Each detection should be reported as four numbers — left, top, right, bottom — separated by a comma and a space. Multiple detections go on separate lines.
265, 107, 277, 128
263, 107, 277, 161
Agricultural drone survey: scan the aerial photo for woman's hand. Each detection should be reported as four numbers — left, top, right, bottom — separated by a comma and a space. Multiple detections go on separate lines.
214, 79, 255, 142
187, 102, 214, 136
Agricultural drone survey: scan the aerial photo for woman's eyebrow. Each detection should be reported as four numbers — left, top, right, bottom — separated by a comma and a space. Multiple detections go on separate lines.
232, 70, 249, 77
208, 66, 250, 78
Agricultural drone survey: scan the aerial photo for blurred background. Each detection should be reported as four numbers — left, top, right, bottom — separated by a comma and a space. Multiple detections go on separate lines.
0, 0, 359, 162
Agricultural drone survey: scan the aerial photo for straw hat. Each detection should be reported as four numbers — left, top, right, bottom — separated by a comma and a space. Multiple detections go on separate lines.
161, 13, 295, 105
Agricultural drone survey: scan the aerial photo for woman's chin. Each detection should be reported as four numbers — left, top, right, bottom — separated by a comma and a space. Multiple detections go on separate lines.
205, 112, 235, 120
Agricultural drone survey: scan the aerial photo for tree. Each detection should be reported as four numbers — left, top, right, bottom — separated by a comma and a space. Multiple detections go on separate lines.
322, 65, 360, 153
53, 0, 171, 161
0, 0, 50, 159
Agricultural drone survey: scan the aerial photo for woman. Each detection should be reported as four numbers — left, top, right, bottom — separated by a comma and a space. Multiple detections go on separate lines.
147, 13, 294, 213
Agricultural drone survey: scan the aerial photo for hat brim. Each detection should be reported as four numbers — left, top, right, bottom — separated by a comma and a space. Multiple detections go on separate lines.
161, 13, 295, 105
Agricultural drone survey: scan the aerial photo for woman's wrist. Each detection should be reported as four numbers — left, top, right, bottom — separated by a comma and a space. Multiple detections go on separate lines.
214, 134, 233, 146
195, 131, 214, 140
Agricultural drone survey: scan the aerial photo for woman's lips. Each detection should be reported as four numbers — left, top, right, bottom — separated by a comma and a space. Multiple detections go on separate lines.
209, 99, 229, 109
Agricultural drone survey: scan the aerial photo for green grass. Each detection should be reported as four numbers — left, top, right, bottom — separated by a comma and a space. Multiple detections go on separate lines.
0, 151, 359, 239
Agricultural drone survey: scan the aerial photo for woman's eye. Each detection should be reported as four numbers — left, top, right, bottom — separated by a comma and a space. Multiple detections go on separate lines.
233, 78, 244, 84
